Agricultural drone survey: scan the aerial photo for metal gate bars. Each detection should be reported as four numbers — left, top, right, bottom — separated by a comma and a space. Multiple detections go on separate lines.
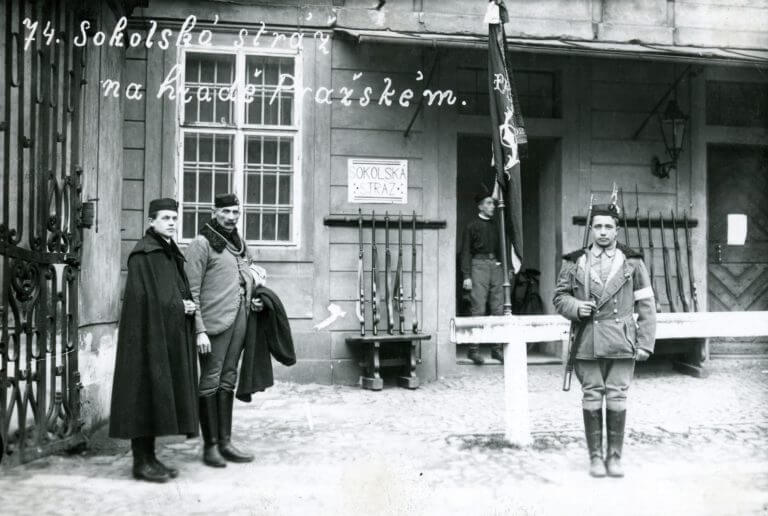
1, 0, 89, 466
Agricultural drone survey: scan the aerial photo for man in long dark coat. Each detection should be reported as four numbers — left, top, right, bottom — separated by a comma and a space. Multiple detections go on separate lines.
109, 198, 199, 483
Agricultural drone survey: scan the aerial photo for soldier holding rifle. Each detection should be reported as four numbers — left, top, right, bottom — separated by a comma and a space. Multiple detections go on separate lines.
554, 200, 657, 478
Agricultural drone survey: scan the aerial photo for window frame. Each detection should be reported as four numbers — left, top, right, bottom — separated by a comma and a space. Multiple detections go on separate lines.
176, 45, 303, 247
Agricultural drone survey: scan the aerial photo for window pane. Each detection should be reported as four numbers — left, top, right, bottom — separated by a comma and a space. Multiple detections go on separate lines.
184, 52, 235, 125
199, 173, 212, 203
182, 210, 196, 239
245, 211, 261, 240
262, 212, 276, 240
277, 213, 290, 241
197, 211, 209, 232
246, 172, 261, 204
278, 175, 291, 204
199, 134, 213, 162
706, 81, 768, 128
183, 172, 196, 200
245, 55, 294, 126
263, 174, 277, 204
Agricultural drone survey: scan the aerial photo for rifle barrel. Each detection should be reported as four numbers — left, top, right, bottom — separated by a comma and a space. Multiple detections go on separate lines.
684, 211, 699, 311
371, 211, 379, 335
411, 211, 418, 333
659, 212, 678, 312
357, 209, 365, 336
672, 209, 690, 312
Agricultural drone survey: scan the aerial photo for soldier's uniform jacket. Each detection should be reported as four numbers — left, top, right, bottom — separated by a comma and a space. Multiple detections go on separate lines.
553, 243, 657, 359
185, 223, 255, 336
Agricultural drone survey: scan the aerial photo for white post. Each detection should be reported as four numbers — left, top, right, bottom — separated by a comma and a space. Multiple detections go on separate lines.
503, 333, 532, 446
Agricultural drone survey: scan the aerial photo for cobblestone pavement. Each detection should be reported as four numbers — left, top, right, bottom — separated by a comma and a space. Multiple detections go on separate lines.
1, 359, 767, 516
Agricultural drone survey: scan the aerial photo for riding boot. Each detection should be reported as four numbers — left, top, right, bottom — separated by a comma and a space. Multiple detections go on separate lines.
146, 437, 179, 479
131, 437, 170, 483
583, 409, 607, 477
217, 389, 254, 463
199, 395, 227, 468
606, 409, 626, 478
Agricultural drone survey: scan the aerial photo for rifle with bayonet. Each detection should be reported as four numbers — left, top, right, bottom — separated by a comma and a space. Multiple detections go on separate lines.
371, 211, 380, 335
411, 211, 419, 333
634, 185, 643, 257
659, 212, 678, 312
356, 209, 365, 336
672, 210, 690, 312
619, 188, 629, 246
384, 212, 394, 334
684, 211, 699, 312
563, 195, 594, 392
394, 213, 405, 334
647, 209, 662, 312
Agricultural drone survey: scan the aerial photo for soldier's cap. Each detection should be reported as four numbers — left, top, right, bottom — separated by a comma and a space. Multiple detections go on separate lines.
214, 193, 240, 208
590, 203, 621, 221
148, 197, 178, 214
474, 181, 494, 204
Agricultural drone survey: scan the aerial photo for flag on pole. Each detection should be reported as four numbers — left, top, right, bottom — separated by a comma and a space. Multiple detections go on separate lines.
485, 0, 526, 274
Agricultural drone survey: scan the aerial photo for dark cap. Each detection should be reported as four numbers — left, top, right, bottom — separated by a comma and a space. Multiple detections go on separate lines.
148, 197, 178, 214
473, 181, 494, 204
214, 193, 239, 208
591, 203, 621, 220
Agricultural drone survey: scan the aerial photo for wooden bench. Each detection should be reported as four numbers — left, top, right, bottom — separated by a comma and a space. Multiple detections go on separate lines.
345, 334, 432, 391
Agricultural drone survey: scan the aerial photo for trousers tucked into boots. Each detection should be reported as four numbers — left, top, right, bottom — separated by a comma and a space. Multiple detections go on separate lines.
199, 394, 227, 468
582, 409, 606, 477
131, 437, 171, 483
606, 409, 626, 477
217, 389, 254, 463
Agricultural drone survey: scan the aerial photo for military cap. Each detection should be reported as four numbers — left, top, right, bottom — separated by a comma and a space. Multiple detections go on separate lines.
590, 203, 621, 221
148, 197, 178, 214
214, 193, 240, 208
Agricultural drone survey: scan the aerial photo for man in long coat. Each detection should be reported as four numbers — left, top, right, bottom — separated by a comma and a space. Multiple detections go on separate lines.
109, 198, 199, 483
553, 202, 657, 477
185, 193, 262, 467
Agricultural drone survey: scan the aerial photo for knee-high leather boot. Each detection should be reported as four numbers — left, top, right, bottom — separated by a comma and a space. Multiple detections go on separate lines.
582, 409, 607, 477
131, 437, 170, 483
606, 409, 626, 477
199, 395, 227, 468
217, 389, 254, 463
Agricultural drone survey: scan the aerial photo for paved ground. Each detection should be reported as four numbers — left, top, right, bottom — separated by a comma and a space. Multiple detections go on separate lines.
1, 358, 767, 516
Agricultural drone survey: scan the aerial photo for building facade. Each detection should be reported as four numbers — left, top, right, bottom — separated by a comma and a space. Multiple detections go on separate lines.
2, 0, 767, 455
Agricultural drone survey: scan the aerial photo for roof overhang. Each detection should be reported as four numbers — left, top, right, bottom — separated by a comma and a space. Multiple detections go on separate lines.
335, 28, 768, 67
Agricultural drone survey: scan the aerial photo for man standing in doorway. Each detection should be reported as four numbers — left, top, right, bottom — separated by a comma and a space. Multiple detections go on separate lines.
460, 185, 505, 365
553, 202, 656, 477
110, 198, 199, 483
185, 193, 264, 468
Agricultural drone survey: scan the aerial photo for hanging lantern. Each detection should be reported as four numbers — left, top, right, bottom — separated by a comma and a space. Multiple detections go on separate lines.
652, 99, 688, 178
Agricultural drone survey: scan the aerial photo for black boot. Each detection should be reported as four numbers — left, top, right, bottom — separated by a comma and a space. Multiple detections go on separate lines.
131, 437, 170, 483
146, 437, 179, 479
606, 409, 626, 477
582, 409, 607, 477
467, 347, 485, 365
490, 346, 504, 364
199, 395, 227, 468
217, 389, 254, 463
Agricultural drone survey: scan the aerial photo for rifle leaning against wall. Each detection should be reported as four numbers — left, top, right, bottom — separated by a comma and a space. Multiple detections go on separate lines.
672, 210, 691, 312
563, 195, 594, 392
619, 188, 629, 246
371, 211, 380, 335
647, 209, 663, 313
684, 211, 699, 312
411, 211, 419, 333
356, 209, 365, 336
394, 213, 406, 334
384, 212, 394, 334
659, 212, 678, 313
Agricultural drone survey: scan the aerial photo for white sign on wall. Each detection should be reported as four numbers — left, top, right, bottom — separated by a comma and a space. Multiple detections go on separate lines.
347, 158, 408, 204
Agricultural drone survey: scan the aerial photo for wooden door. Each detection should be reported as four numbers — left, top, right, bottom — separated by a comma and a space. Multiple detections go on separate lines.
707, 144, 768, 356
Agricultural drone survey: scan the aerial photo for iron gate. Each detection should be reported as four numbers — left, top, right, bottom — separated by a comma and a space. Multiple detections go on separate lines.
1, 0, 88, 466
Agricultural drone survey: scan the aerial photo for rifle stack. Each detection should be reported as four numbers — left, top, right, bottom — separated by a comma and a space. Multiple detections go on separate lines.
356, 209, 421, 336
617, 186, 700, 313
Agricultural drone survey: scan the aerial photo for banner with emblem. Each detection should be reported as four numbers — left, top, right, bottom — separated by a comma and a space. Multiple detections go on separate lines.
485, 0, 526, 274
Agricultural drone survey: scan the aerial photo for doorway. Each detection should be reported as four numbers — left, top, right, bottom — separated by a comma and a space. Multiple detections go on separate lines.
707, 144, 768, 356
455, 135, 561, 363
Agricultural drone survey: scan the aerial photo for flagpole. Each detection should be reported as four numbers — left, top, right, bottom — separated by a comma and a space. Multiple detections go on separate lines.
495, 178, 514, 316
